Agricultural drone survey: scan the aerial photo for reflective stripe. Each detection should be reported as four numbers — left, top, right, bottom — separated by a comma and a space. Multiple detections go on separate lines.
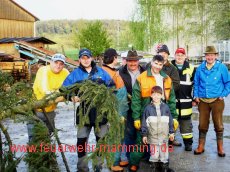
178, 99, 192, 103
180, 81, 192, 85
181, 133, 193, 139
176, 108, 193, 116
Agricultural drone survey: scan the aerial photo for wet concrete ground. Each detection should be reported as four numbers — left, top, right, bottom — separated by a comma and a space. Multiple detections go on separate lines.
2, 97, 230, 172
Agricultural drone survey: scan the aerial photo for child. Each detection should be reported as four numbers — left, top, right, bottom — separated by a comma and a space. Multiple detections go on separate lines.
141, 86, 174, 171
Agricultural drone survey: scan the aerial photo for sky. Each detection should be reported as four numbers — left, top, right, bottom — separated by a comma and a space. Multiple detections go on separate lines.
14, 0, 136, 21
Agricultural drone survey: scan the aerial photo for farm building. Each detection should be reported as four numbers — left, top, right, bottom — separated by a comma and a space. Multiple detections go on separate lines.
0, 0, 78, 81
0, 0, 38, 38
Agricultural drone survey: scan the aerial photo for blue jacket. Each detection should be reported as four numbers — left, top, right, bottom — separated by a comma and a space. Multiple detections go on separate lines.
63, 62, 114, 87
194, 60, 230, 98
62, 62, 115, 125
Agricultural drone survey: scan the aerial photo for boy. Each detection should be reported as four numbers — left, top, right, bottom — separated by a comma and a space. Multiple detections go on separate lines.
141, 86, 174, 172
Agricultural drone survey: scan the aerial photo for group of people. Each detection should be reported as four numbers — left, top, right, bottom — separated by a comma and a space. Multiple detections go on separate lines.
30, 44, 230, 172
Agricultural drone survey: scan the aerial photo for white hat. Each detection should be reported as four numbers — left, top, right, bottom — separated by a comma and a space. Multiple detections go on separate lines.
51, 53, 66, 63
121, 52, 128, 58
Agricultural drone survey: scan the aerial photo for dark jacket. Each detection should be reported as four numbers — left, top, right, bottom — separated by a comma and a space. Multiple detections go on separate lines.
171, 60, 195, 119
119, 64, 145, 95
162, 60, 180, 92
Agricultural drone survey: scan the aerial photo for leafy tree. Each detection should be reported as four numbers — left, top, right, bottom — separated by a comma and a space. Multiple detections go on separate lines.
129, 0, 169, 51
76, 21, 111, 57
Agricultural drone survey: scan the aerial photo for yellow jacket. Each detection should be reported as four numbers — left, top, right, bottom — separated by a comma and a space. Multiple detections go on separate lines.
33, 65, 69, 112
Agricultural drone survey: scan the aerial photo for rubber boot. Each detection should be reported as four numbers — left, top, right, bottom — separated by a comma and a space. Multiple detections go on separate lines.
194, 132, 206, 155
160, 162, 169, 172
216, 132, 226, 157
111, 165, 124, 172
149, 162, 158, 172
184, 138, 193, 151
77, 156, 89, 172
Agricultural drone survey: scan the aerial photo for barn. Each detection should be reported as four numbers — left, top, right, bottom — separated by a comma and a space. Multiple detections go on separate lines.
0, 0, 78, 81
0, 0, 39, 38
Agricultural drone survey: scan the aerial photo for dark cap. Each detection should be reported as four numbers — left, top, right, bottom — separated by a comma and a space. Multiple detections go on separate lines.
158, 44, 170, 55
79, 48, 92, 58
104, 48, 118, 58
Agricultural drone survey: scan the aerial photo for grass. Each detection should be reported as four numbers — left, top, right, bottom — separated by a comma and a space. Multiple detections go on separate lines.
65, 49, 79, 60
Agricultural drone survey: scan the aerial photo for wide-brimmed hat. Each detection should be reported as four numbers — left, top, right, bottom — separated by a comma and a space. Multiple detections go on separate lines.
126, 50, 142, 60
204, 46, 218, 54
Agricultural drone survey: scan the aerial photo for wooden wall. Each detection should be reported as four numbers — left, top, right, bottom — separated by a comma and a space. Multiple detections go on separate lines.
0, 0, 38, 38
0, 0, 37, 22
0, 19, 34, 38
0, 43, 20, 57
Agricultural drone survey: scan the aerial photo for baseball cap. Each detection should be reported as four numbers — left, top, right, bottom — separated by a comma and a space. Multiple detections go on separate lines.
79, 48, 92, 58
104, 48, 118, 58
175, 48, 186, 55
51, 53, 66, 63
158, 44, 170, 55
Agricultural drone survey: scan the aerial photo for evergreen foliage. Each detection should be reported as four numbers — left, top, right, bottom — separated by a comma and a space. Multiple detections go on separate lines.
24, 122, 59, 172
0, 71, 33, 171
61, 80, 124, 167
1, 70, 124, 170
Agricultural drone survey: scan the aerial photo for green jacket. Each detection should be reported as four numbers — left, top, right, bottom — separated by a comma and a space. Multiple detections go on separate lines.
131, 68, 178, 121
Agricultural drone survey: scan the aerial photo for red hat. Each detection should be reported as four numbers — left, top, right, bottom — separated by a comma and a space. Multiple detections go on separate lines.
175, 48, 186, 55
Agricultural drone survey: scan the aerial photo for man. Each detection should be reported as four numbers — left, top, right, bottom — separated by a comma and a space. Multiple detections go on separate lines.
102, 48, 129, 172
158, 44, 181, 146
62, 48, 114, 172
129, 55, 177, 171
194, 46, 230, 157
158, 44, 180, 92
28, 53, 69, 141
120, 51, 128, 66
119, 50, 145, 163
171, 48, 195, 151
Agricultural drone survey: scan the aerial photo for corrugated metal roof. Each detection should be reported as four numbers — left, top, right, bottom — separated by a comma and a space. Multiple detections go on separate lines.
0, 37, 56, 44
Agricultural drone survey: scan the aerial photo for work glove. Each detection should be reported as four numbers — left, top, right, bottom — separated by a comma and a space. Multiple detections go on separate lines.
134, 120, 141, 130
173, 119, 179, 131
120, 116, 125, 124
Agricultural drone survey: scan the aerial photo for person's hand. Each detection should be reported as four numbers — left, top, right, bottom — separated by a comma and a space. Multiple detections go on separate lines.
218, 97, 223, 100
192, 101, 197, 106
195, 98, 200, 103
142, 137, 148, 144
71, 96, 80, 103
134, 120, 141, 130
169, 134, 174, 141
55, 96, 65, 103
120, 116, 125, 124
